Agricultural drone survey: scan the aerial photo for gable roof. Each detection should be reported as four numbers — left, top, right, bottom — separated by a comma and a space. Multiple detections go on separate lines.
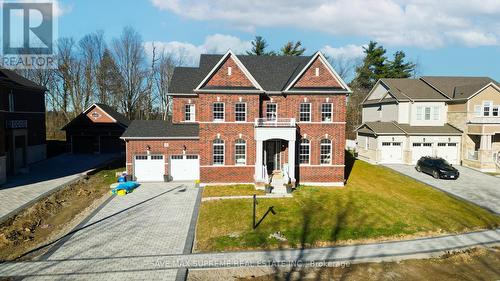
0, 68, 46, 91
121, 120, 199, 139
169, 51, 350, 94
379, 78, 447, 101
62, 103, 130, 130
357, 121, 462, 136
420, 76, 499, 99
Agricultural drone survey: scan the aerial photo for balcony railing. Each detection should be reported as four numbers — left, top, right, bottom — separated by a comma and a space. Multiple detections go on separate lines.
469, 117, 500, 124
254, 118, 296, 128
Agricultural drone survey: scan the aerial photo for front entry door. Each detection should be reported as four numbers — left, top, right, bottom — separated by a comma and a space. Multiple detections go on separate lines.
265, 140, 281, 173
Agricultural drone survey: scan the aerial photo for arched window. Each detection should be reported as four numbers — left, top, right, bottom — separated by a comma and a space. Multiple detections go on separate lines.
213, 139, 224, 165
299, 139, 310, 164
235, 139, 246, 165
320, 139, 332, 165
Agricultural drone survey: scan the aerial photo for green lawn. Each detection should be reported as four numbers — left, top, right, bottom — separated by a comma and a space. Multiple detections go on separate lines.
195, 158, 500, 252
202, 184, 266, 198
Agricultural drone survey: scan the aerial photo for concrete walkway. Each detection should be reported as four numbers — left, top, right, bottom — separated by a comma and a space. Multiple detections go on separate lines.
385, 164, 500, 214
1, 228, 499, 280
0, 153, 119, 222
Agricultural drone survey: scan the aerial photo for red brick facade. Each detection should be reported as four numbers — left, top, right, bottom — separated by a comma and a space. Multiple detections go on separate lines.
124, 52, 348, 185
293, 57, 342, 88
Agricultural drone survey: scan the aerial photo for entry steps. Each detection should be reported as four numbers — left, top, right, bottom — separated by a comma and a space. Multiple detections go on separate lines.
270, 172, 288, 195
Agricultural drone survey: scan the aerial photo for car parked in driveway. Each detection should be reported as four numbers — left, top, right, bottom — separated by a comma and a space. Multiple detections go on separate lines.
415, 157, 460, 179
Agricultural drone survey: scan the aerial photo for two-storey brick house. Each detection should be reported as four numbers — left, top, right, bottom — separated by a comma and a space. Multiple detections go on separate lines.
0, 69, 47, 184
122, 50, 351, 186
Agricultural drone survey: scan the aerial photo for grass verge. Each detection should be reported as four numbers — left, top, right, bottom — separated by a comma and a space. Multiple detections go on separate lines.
195, 159, 500, 252
0, 161, 124, 261
203, 184, 266, 198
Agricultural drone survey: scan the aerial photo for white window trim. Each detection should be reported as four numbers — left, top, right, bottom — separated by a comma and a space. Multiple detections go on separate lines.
266, 103, 278, 120
432, 106, 440, 121
234, 139, 246, 165
483, 101, 493, 117
320, 139, 332, 165
213, 139, 225, 165
321, 103, 333, 123
299, 139, 310, 165
235, 102, 247, 122
213, 102, 225, 122
185, 104, 196, 122
299, 103, 312, 123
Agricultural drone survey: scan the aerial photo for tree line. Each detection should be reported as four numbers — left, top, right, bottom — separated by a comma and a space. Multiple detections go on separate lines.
15, 29, 416, 140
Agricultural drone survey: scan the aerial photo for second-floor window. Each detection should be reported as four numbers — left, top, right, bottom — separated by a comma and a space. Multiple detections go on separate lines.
321, 103, 332, 122
8, 92, 14, 112
299, 103, 311, 122
185, 104, 195, 121
235, 103, 246, 122
213, 102, 224, 121
416, 106, 439, 121
266, 103, 277, 121
483, 101, 492, 116
493, 106, 499, 117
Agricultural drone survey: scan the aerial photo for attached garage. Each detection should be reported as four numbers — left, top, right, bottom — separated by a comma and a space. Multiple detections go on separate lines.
436, 142, 459, 164
62, 103, 129, 154
170, 155, 200, 181
380, 142, 403, 163
134, 155, 165, 182
411, 142, 433, 164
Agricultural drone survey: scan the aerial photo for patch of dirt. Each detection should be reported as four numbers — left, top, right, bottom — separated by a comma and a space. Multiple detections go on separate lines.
187, 246, 500, 281
0, 163, 123, 262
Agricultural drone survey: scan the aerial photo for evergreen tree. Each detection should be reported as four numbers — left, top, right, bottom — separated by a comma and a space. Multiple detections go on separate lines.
352, 41, 388, 90
246, 36, 275, 55
280, 41, 305, 56
386, 51, 416, 78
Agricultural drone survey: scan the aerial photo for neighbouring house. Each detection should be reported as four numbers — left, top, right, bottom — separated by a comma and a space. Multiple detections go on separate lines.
356, 76, 500, 172
0, 69, 47, 184
62, 103, 130, 154
121, 50, 351, 186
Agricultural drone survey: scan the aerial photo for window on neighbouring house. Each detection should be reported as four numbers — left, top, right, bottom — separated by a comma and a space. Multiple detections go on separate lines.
417, 106, 438, 121
213, 102, 224, 121
320, 139, 332, 164
299, 139, 310, 164
321, 103, 333, 122
424, 107, 431, 120
235, 139, 246, 165
299, 103, 311, 122
483, 101, 492, 117
433, 106, 439, 120
235, 103, 246, 122
213, 139, 224, 165
8, 92, 14, 112
266, 103, 277, 121
185, 104, 195, 121
493, 106, 499, 117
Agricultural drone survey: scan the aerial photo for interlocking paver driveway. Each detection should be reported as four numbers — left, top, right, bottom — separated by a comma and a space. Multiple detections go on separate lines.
385, 164, 500, 214
37, 182, 199, 280
0, 153, 119, 221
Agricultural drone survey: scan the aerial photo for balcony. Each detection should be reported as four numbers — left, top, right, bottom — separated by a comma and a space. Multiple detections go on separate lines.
254, 118, 296, 128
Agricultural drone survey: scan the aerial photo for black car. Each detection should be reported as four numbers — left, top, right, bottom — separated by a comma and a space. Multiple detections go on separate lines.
415, 157, 459, 179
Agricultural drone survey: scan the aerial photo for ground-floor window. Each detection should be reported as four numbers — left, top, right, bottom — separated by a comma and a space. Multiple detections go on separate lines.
213, 139, 224, 165
320, 139, 332, 164
299, 139, 310, 164
235, 139, 246, 165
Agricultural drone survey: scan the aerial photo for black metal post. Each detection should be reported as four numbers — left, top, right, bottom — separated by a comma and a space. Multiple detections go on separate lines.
253, 194, 256, 229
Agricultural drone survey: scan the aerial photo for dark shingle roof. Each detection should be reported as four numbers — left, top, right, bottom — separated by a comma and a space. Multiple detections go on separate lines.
169, 54, 319, 93
121, 120, 199, 139
358, 121, 462, 135
421, 76, 499, 99
95, 103, 130, 126
0, 68, 46, 91
380, 78, 446, 100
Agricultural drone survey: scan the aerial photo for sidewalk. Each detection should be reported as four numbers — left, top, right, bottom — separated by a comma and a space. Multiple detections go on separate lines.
1, 229, 498, 280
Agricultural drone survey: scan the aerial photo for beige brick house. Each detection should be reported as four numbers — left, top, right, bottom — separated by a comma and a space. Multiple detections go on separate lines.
356, 76, 500, 172
122, 50, 351, 188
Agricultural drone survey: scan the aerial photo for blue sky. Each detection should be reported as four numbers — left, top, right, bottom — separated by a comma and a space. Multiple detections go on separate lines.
55, 0, 500, 81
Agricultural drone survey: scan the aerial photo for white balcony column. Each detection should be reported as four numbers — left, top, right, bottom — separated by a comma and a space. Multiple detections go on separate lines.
287, 140, 296, 183
480, 134, 492, 150
255, 140, 264, 181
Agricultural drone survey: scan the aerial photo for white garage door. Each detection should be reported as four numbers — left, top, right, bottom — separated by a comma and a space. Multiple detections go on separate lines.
436, 143, 459, 164
380, 142, 403, 163
170, 155, 200, 181
134, 155, 165, 182
411, 143, 433, 164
